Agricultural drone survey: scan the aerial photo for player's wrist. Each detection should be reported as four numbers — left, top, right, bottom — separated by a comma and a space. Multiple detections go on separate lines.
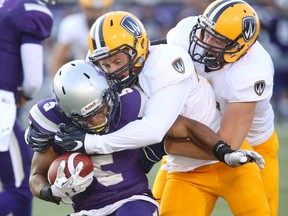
84, 133, 97, 154
40, 183, 61, 205
212, 140, 234, 162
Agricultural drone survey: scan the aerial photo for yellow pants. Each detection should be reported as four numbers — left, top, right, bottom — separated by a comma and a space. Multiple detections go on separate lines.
152, 140, 271, 216
253, 130, 279, 216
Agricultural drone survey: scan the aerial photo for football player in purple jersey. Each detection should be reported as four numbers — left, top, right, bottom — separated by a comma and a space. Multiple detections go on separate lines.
27, 60, 159, 216
0, 0, 54, 215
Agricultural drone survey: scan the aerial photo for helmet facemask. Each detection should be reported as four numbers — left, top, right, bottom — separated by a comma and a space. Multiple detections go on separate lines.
53, 60, 120, 134
68, 88, 119, 134
89, 45, 142, 92
189, 0, 260, 71
88, 11, 149, 91
189, 16, 242, 71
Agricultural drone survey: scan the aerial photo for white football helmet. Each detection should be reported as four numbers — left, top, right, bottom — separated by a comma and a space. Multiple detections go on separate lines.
53, 60, 119, 133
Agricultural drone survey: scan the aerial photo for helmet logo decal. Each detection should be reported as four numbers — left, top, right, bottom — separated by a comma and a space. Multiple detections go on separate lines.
121, 16, 142, 38
81, 99, 101, 115
243, 17, 257, 42
172, 58, 185, 74
254, 80, 266, 96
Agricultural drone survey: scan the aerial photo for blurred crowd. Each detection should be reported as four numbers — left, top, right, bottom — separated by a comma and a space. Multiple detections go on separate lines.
18, 0, 288, 126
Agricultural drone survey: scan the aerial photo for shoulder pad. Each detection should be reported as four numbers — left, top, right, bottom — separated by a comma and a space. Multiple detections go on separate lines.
11, 2, 53, 40
28, 98, 67, 134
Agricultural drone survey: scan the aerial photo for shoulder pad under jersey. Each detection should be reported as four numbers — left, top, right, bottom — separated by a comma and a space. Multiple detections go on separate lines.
28, 98, 68, 134
225, 47, 274, 102
141, 44, 194, 94
167, 16, 198, 50
11, 2, 53, 40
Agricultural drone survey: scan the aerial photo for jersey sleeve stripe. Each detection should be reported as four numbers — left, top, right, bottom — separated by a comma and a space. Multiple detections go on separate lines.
24, 3, 53, 18
29, 104, 58, 133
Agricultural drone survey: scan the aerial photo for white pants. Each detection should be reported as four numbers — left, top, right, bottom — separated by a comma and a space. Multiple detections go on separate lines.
0, 90, 16, 151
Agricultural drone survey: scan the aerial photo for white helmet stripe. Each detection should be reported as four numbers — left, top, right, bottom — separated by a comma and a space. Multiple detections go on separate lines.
207, 0, 245, 22
90, 15, 106, 50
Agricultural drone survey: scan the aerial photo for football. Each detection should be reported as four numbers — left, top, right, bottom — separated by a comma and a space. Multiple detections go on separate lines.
48, 152, 94, 184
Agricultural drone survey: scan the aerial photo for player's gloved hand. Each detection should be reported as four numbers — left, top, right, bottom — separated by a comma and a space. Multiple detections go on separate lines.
51, 160, 94, 199
54, 123, 87, 153
24, 125, 53, 152
224, 150, 265, 169
139, 138, 167, 174
213, 141, 265, 169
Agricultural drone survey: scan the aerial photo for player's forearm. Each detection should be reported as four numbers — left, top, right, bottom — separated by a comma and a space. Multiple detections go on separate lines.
165, 138, 216, 160
29, 173, 49, 198
84, 118, 167, 154
219, 102, 255, 149
168, 116, 221, 153
21, 43, 43, 99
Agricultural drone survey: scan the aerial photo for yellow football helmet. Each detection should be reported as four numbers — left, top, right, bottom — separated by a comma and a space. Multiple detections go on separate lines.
79, 0, 114, 9
189, 0, 260, 70
88, 11, 149, 90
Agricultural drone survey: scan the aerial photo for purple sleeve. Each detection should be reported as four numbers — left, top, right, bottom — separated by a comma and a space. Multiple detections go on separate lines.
28, 98, 68, 134
114, 87, 145, 130
12, 1, 53, 42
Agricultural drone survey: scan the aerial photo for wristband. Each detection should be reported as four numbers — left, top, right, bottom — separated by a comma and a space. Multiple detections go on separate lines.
212, 141, 234, 162
40, 183, 60, 205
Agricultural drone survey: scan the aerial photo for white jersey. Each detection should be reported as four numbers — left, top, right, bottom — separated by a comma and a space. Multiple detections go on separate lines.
57, 13, 89, 60
167, 16, 275, 146
85, 44, 221, 172
163, 73, 221, 172
85, 44, 193, 152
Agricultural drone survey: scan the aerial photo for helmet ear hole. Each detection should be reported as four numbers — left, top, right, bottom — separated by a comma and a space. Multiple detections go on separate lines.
140, 38, 145, 49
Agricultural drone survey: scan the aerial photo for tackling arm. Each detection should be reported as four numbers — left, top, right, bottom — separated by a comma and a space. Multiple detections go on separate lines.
218, 102, 256, 149
165, 138, 214, 160
166, 115, 220, 158
164, 115, 265, 168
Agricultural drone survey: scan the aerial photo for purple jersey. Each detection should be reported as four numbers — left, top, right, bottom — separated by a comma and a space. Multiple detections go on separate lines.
0, 0, 53, 95
28, 87, 154, 212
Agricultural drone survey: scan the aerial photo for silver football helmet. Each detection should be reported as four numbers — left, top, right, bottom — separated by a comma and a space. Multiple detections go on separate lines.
53, 60, 119, 133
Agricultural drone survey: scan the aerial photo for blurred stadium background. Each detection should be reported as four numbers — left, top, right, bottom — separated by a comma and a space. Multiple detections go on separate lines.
12, 0, 288, 215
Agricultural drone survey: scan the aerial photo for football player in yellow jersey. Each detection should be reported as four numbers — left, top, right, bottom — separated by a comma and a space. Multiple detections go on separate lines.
153, 0, 279, 215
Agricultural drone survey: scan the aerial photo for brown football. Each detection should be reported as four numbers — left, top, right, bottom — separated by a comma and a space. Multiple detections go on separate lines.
48, 152, 94, 184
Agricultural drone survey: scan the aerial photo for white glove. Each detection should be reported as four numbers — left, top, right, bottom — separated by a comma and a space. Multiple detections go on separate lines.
224, 150, 265, 169
51, 160, 94, 199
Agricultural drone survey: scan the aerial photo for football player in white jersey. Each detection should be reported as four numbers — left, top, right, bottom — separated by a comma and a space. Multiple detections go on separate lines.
155, 0, 278, 215
52, 11, 269, 215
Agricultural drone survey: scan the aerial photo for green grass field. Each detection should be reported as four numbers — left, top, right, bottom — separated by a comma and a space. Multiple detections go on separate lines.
31, 122, 288, 215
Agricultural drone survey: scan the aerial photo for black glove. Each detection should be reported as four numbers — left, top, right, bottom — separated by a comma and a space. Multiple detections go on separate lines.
24, 125, 53, 152
139, 139, 167, 174
54, 123, 86, 153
